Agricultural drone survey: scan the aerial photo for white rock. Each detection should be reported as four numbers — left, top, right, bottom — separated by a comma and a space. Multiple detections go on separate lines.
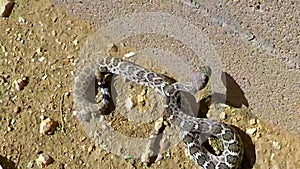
246, 127, 257, 136
249, 118, 257, 125
270, 152, 275, 160
64, 92, 70, 97
39, 117, 58, 135
73, 39, 79, 45
272, 141, 281, 150
219, 103, 230, 108
41, 74, 48, 80
123, 51, 135, 58
70, 154, 75, 159
51, 30, 56, 36
36, 47, 42, 55
38, 56, 46, 62
72, 111, 78, 116
36, 153, 53, 168
18, 17, 26, 23
13, 77, 29, 91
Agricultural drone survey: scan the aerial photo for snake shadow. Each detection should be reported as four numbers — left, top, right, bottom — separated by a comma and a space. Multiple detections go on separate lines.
210, 72, 249, 108
185, 71, 249, 117
214, 72, 255, 167
231, 126, 256, 169
186, 71, 249, 118
0, 155, 17, 169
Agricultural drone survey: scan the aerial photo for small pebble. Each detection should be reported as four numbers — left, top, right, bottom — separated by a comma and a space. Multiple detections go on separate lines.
13, 77, 29, 91
27, 160, 35, 168
36, 47, 42, 55
10, 118, 16, 125
124, 51, 135, 58
272, 141, 281, 150
66, 55, 74, 59
249, 118, 257, 125
80, 137, 87, 142
52, 17, 58, 23
70, 155, 75, 159
38, 56, 46, 62
270, 152, 275, 160
39, 117, 59, 135
18, 17, 26, 23
5, 28, 11, 32
7, 126, 12, 132
72, 111, 78, 116
246, 127, 257, 136
41, 74, 48, 80
64, 92, 70, 97
219, 103, 230, 108
36, 153, 54, 168
165, 152, 171, 158
78, 159, 84, 165
13, 106, 21, 114
51, 30, 57, 36
87, 144, 95, 154
73, 39, 79, 46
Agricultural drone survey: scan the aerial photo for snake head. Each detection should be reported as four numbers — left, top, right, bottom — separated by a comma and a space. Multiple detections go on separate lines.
190, 66, 211, 91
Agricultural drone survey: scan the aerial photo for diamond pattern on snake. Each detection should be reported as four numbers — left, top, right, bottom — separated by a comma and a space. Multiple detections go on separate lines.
73, 54, 244, 169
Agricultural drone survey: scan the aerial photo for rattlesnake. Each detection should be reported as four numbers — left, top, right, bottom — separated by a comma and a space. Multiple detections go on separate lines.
73, 54, 244, 169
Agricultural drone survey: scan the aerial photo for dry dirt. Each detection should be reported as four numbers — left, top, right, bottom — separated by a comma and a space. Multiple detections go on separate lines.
0, 0, 299, 169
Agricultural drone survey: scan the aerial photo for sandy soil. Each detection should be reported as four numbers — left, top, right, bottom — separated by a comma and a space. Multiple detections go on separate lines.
0, 0, 299, 169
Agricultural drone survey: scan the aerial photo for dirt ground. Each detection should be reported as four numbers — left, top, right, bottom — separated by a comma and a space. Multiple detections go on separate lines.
0, 0, 299, 169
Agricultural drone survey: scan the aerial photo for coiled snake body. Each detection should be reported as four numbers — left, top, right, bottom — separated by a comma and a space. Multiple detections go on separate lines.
73, 54, 244, 169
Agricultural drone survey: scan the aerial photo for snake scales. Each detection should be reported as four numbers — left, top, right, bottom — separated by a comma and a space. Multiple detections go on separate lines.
73, 54, 244, 169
